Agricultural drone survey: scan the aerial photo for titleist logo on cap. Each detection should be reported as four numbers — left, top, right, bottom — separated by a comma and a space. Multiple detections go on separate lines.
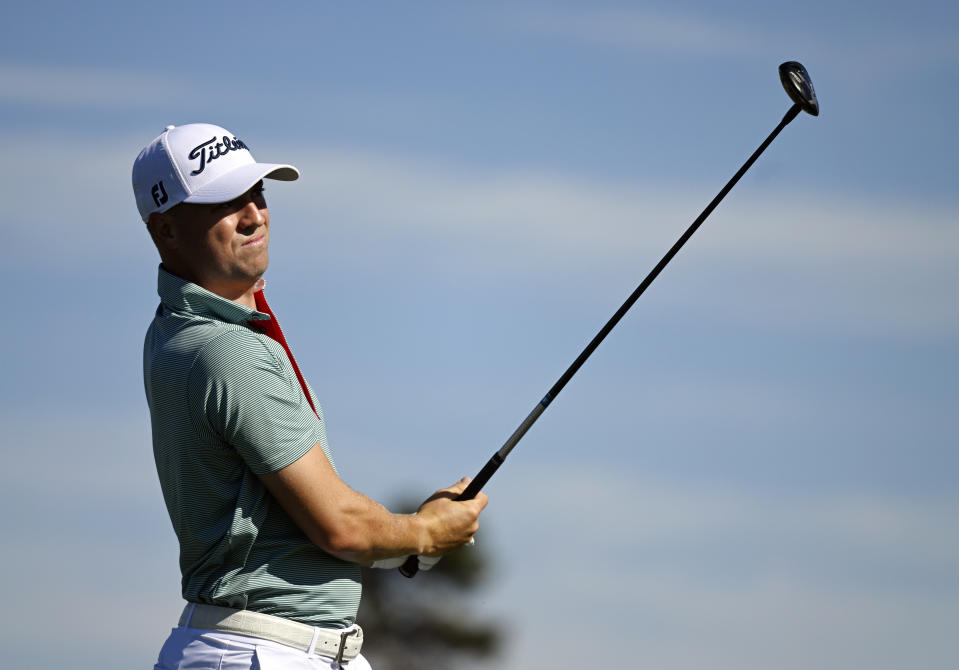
132, 122, 299, 221
188, 135, 250, 176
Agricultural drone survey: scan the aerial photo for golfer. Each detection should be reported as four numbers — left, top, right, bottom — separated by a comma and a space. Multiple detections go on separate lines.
134, 123, 488, 669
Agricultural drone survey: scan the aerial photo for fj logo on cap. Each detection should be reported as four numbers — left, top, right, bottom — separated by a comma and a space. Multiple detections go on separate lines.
151, 181, 169, 208
188, 135, 250, 176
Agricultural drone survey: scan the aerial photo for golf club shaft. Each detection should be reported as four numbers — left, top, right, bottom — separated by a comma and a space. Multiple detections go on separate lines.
400, 101, 802, 578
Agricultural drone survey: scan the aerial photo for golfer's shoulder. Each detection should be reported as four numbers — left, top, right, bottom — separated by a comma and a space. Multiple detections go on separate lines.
192, 325, 284, 377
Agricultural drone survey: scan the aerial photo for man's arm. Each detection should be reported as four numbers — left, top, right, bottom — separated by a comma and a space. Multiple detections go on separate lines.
258, 443, 488, 565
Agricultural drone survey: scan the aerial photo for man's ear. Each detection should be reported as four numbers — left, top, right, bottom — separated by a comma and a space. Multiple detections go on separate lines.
147, 210, 178, 251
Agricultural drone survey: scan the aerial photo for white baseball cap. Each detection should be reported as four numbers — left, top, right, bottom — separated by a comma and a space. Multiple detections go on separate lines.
132, 123, 299, 221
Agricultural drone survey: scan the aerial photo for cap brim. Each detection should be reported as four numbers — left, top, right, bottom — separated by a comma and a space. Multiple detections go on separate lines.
183, 162, 299, 205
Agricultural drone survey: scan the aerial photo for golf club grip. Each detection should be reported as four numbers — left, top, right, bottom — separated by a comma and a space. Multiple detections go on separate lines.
398, 554, 419, 578
458, 453, 504, 501
399, 454, 503, 577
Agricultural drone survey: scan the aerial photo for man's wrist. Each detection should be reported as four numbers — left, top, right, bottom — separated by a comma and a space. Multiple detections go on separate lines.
408, 513, 431, 556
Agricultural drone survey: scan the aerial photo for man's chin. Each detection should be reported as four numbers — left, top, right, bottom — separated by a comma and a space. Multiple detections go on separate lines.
241, 252, 269, 279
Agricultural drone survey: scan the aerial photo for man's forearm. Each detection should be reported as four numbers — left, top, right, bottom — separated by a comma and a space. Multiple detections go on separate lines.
258, 444, 484, 564
307, 489, 430, 564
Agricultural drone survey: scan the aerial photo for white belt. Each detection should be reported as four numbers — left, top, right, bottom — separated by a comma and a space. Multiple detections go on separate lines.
179, 603, 363, 664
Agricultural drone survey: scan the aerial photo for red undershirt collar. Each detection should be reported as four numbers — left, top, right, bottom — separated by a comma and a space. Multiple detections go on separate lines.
247, 289, 319, 419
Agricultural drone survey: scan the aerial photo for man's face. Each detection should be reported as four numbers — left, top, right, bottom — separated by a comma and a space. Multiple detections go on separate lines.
164, 181, 270, 297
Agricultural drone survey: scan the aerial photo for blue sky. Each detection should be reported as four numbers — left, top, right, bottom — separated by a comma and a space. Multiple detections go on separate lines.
2, 2, 957, 669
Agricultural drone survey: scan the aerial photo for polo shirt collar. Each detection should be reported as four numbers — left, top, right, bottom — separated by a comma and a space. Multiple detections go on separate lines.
156, 265, 271, 325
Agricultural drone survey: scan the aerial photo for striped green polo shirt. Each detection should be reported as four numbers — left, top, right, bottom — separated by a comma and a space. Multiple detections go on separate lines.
144, 266, 361, 627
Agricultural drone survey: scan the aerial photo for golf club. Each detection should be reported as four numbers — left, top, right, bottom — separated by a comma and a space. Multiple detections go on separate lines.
401, 61, 819, 578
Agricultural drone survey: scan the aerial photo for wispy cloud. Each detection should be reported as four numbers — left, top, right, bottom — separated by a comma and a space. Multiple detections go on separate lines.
0, 409, 182, 662
278, 146, 959, 338
0, 63, 192, 108
503, 6, 958, 81
517, 467, 959, 563
485, 463, 959, 669
506, 7, 756, 56
3, 133, 957, 339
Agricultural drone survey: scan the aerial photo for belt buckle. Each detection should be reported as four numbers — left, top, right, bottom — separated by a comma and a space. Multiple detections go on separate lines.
333, 628, 358, 667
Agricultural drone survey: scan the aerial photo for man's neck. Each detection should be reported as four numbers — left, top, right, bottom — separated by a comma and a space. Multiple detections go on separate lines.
229, 286, 258, 310
160, 263, 260, 309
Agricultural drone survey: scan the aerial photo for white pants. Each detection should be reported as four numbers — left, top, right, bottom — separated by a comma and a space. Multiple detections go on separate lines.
154, 625, 373, 670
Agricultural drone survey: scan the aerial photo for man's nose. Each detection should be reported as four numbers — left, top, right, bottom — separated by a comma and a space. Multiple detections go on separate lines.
239, 199, 266, 225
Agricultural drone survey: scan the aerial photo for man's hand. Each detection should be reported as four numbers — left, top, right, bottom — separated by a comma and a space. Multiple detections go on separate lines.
415, 477, 488, 557
371, 479, 487, 569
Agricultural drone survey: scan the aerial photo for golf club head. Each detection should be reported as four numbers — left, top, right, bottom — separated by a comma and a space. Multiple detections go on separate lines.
779, 61, 819, 116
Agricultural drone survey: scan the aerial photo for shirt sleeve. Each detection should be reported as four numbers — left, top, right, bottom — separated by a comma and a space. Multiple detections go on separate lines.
188, 328, 318, 475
